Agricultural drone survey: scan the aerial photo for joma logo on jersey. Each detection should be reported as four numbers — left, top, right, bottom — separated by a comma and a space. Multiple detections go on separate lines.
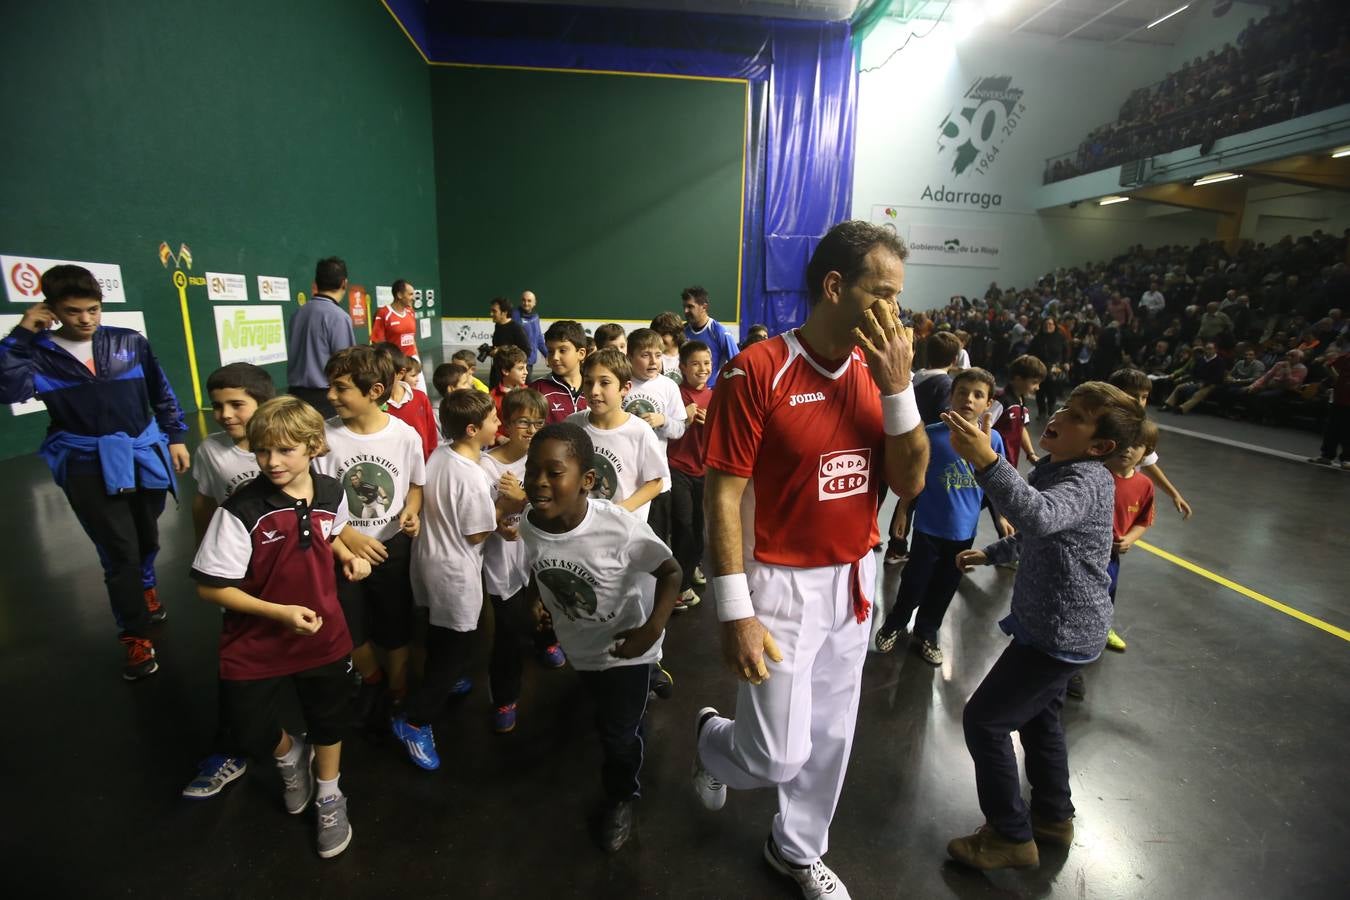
789, 391, 825, 408
818, 448, 871, 501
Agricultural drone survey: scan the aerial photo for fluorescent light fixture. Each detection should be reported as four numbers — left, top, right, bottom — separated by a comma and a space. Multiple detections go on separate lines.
1098, 196, 1130, 205
1147, 4, 1189, 29
1193, 172, 1243, 186
1332, 146, 1350, 158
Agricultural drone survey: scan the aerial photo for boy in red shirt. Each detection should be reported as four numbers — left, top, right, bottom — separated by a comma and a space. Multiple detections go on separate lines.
1068, 418, 1156, 700
374, 343, 438, 460
190, 396, 371, 858
667, 340, 712, 611
490, 345, 530, 440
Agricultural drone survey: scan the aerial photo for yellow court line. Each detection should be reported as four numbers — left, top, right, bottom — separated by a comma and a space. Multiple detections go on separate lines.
1136, 539, 1350, 643
429, 60, 750, 85
380, 0, 431, 64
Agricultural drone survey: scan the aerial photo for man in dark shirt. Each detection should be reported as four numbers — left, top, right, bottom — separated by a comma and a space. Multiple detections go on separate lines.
488, 296, 531, 388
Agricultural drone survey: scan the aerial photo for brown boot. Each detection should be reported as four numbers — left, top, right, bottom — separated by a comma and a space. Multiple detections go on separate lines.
947, 824, 1039, 870
1031, 813, 1075, 846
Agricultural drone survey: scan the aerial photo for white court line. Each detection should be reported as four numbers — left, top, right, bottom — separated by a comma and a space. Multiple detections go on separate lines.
1151, 421, 1333, 465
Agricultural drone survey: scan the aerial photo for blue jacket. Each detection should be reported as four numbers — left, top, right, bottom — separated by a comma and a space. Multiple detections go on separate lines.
976, 456, 1114, 660
0, 324, 186, 491
512, 309, 547, 367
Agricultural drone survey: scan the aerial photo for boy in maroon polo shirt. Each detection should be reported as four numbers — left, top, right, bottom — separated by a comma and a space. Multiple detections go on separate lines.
530, 319, 588, 424
191, 396, 371, 859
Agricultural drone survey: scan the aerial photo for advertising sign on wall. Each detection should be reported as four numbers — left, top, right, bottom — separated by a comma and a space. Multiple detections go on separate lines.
213, 305, 287, 366
872, 208, 1004, 269
257, 275, 290, 302
206, 272, 249, 302
3, 254, 128, 303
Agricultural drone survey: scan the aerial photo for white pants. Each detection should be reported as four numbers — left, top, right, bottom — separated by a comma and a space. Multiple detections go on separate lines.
698, 553, 874, 864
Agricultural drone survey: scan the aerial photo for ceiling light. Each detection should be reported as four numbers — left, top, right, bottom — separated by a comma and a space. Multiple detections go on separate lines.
1332, 146, 1350, 158
1193, 172, 1242, 186
1098, 196, 1130, 206
1147, 4, 1190, 29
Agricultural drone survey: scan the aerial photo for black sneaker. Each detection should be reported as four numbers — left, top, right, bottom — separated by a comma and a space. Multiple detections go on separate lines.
120, 635, 159, 681
649, 664, 674, 700
874, 625, 902, 654
1066, 672, 1086, 700
598, 799, 634, 853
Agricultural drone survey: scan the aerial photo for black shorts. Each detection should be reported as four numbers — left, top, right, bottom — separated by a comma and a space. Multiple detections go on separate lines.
221, 657, 351, 754
336, 531, 415, 649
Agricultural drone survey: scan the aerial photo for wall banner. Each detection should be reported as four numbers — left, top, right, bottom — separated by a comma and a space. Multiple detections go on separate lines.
890, 216, 1004, 269
206, 272, 249, 302
3, 254, 128, 303
213, 305, 287, 366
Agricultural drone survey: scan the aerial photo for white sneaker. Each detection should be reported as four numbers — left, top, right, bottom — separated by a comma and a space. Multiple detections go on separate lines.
692, 707, 726, 810
692, 565, 706, 586
764, 837, 851, 899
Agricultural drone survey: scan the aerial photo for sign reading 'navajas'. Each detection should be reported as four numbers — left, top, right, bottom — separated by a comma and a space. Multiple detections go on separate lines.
214, 305, 287, 365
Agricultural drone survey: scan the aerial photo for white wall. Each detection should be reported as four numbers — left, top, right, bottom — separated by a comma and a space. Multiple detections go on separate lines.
853, 19, 1220, 307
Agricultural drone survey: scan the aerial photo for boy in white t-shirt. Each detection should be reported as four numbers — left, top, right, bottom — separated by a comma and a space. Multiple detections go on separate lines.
623, 328, 687, 544
181, 362, 275, 801
565, 348, 667, 522
519, 422, 682, 853
479, 388, 566, 733
650, 312, 685, 380
315, 348, 426, 729
393, 390, 512, 771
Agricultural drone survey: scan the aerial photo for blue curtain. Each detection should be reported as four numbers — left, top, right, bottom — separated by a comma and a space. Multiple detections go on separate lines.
401, 1, 858, 339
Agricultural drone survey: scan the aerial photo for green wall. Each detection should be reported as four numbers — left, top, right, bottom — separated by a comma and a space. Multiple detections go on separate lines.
0, 0, 439, 459
430, 66, 746, 322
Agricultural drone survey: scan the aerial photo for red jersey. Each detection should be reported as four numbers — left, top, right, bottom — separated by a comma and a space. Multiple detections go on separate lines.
371, 304, 418, 358
387, 384, 439, 460
1111, 470, 1155, 541
668, 382, 712, 477
992, 388, 1028, 466
530, 374, 587, 425
189, 473, 353, 681
705, 332, 884, 567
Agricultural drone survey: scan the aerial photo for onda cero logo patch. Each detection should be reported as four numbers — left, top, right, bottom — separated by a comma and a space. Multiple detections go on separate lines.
818, 448, 871, 501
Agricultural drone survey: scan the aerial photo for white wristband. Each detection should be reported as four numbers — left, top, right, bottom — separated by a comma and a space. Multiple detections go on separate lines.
712, 573, 755, 623
882, 386, 921, 436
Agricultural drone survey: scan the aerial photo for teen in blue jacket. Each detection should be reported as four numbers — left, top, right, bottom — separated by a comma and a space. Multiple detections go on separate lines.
0, 265, 189, 680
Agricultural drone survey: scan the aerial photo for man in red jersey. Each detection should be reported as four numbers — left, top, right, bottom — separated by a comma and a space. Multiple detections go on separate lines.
691, 221, 929, 899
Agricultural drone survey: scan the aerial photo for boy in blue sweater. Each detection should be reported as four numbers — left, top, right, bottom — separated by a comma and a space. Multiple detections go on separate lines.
875, 368, 1005, 663
0, 265, 190, 680
939, 381, 1144, 870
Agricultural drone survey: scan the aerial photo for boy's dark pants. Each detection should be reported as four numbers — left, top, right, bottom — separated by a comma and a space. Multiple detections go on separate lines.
489, 587, 552, 705
64, 471, 166, 638
222, 659, 351, 760
648, 491, 672, 546
575, 664, 651, 804
963, 640, 1082, 842
1321, 404, 1350, 461
670, 470, 704, 590
881, 530, 972, 640
404, 624, 475, 726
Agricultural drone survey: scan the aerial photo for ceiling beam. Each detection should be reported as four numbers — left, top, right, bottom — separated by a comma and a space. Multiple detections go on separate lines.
1241, 157, 1350, 194
1011, 0, 1068, 33
1058, 0, 1137, 42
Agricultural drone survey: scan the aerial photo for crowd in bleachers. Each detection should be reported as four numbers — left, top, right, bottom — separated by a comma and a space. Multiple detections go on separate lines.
1046, 0, 1350, 184
900, 229, 1349, 437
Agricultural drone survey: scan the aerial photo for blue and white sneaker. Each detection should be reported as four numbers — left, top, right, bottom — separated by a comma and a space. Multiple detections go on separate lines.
540, 643, 567, 669
449, 676, 474, 697
493, 702, 518, 734
391, 715, 440, 770
182, 754, 248, 799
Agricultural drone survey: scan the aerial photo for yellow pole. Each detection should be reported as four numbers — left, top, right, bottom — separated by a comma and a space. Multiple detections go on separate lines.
172, 270, 203, 410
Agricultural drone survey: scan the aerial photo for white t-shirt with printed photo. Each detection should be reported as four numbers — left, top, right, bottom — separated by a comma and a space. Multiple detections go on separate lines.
624, 375, 687, 492
564, 411, 670, 522
193, 432, 260, 504
411, 445, 498, 630
315, 416, 426, 542
479, 449, 528, 599
520, 498, 671, 671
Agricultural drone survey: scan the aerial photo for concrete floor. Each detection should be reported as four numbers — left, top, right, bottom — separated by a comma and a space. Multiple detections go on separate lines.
1, 417, 1347, 899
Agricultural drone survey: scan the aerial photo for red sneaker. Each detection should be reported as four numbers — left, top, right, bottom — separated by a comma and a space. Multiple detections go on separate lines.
144, 587, 167, 624
121, 635, 159, 681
